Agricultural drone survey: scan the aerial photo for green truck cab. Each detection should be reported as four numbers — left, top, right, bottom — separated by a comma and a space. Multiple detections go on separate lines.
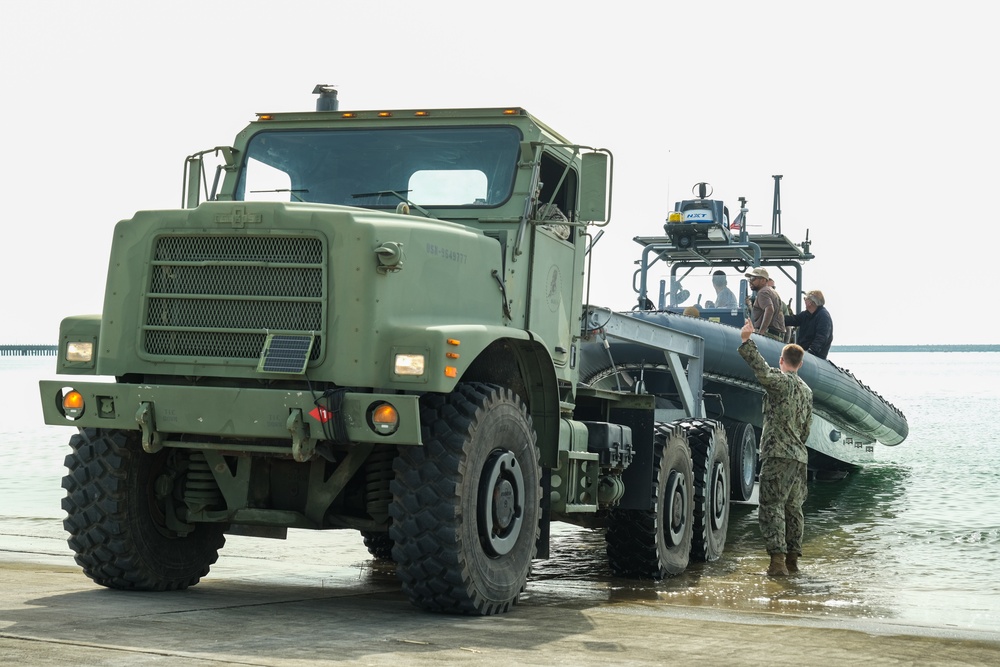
40, 87, 728, 615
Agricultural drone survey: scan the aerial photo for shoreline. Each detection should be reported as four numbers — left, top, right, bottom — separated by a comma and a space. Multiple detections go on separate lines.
3, 557, 998, 666
2, 524, 998, 666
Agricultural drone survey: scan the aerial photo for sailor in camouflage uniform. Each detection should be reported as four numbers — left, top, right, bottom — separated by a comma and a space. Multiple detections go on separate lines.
738, 319, 813, 576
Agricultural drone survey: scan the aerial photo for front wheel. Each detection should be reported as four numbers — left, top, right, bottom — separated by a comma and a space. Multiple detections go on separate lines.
61, 428, 226, 590
389, 383, 541, 615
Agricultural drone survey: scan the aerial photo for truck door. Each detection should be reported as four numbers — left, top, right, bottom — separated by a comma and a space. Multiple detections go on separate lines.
526, 155, 580, 382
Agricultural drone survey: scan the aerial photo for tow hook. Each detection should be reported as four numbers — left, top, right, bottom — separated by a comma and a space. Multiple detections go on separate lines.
136, 402, 163, 453
288, 409, 317, 462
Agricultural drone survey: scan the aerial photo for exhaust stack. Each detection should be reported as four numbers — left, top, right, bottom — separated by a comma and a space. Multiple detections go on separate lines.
313, 84, 339, 112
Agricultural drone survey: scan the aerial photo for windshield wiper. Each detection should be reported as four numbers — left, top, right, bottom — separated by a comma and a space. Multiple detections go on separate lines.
351, 189, 435, 218
250, 188, 309, 202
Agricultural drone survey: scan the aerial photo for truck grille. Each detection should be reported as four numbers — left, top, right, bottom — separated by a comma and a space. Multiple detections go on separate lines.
142, 235, 325, 361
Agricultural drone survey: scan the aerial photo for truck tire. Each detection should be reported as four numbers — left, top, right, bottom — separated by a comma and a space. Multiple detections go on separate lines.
61, 428, 226, 591
677, 418, 730, 562
724, 420, 758, 501
389, 383, 541, 615
361, 531, 395, 561
605, 422, 693, 578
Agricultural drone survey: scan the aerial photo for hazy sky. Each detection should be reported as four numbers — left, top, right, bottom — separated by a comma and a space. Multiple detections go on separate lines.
2, 1, 996, 345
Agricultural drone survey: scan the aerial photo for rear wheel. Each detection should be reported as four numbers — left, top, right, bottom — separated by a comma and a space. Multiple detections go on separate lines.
725, 421, 758, 501
389, 383, 541, 615
61, 428, 226, 590
606, 422, 694, 578
679, 419, 730, 562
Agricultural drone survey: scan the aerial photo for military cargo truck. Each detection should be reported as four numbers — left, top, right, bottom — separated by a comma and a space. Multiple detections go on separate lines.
39, 86, 730, 615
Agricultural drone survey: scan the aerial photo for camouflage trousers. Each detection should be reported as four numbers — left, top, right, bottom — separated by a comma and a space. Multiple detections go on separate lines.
758, 457, 808, 555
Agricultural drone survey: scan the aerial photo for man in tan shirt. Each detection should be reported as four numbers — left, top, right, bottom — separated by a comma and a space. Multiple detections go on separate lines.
745, 267, 785, 339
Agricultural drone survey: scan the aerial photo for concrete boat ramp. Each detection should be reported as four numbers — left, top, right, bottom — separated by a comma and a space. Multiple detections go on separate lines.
2, 524, 998, 666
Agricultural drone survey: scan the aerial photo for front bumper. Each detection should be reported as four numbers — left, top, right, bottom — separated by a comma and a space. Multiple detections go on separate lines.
39, 380, 423, 458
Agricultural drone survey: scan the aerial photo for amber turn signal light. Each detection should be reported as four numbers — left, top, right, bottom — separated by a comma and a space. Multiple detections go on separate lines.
62, 389, 84, 419
368, 402, 399, 435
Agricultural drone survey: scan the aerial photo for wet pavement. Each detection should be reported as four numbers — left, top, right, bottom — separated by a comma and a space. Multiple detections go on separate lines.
2, 520, 999, 666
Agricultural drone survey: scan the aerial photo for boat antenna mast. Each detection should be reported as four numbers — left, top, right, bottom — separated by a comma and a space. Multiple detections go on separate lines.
771, 174, 782, 235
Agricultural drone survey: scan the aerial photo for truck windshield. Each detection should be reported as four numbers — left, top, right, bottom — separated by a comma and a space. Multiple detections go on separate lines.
235, 126, 521, 208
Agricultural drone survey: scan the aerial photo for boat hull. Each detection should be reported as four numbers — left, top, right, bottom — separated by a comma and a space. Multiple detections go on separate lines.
579, 310, 908, 472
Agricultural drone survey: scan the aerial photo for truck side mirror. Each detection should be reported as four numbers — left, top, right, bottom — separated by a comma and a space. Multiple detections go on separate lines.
580, 152, 610, 223
184, 155, 202, 209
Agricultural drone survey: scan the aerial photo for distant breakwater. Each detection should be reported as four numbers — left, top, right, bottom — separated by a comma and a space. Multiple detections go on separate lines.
0, 345, 58, 357
831, 344, 1000, 353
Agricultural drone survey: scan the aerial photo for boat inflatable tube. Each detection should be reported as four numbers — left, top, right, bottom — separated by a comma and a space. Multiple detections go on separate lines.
587, 311, 908, 447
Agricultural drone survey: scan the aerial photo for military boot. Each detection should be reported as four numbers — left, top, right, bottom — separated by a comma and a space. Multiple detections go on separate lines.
767, 552, 789, 576
785, 553, 800, 574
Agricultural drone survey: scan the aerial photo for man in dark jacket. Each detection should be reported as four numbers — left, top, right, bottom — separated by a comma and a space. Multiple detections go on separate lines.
785, 290, 833, 359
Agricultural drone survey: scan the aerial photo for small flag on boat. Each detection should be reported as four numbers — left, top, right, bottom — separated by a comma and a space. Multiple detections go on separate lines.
730, 211, 744, 231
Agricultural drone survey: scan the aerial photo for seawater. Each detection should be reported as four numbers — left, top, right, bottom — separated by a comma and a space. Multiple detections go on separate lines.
2, 353, 998, 633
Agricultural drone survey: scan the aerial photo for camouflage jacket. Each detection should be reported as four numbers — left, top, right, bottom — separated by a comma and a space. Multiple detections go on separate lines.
738, 339, 813, 463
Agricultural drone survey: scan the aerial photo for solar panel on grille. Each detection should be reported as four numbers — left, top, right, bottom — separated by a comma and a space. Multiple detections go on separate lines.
258, 334, 314, 374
